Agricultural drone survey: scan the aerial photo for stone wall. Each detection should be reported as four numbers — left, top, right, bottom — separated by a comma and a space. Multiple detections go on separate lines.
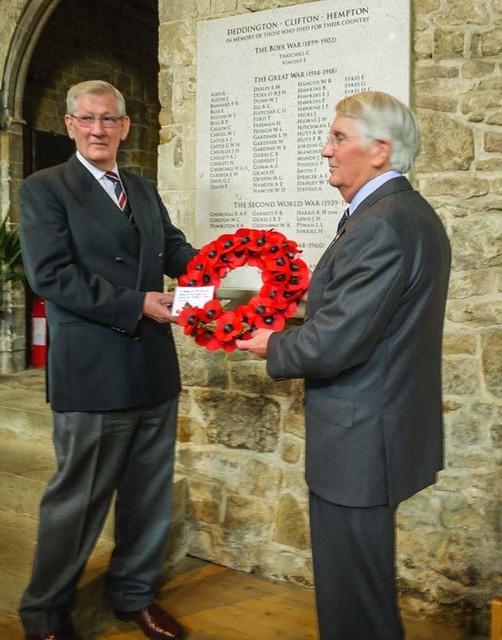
23, 0, 159, 181
159, 0, 502, 634
0, 0, 26, 85
0, 0, 28, 371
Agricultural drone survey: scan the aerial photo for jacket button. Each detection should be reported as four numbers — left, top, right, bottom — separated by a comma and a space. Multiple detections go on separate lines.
133, 336, 142, 342
115, 256, 124, 263
158, 251, 164, 259
112, 326, 126, 333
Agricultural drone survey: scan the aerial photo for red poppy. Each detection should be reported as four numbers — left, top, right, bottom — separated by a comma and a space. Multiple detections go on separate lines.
289, 258, 309, 275
235, 304, 257, 330
281, 240, 300, 259
284, 268, 310, 291
198, 243, 221, 265
201, 299, 223, 323
261, 270, 289, 286
249, 295, 287, 329
262, 230, 288, 256
255, 311, 286, 331
248, 297, 282, 327
214, 312, 243, 342
259, 283, 291, 310
246, 255, 266, 269
235, 228, 259, 248
178, 269, 221, 288
185, 254, 210, 274
262, 252, 291, 273
195, 327, 223, 351
177, 306, 202, 335
246, 231, 268, 252
220, 251, 248, 269
283, 301, 299, 318
215, 234, 237, 254
221, 341, 238, 352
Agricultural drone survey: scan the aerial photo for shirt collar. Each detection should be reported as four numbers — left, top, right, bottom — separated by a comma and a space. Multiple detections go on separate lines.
76, 151, 119, 181
348, 170, 401, 215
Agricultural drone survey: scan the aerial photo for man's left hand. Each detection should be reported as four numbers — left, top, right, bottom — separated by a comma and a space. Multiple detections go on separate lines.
143, 291, 177, 323
235, 329, 274, 358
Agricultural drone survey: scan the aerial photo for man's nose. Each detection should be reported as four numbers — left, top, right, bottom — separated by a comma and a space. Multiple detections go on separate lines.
89, 118, 106, 133
321, 142, 333, 157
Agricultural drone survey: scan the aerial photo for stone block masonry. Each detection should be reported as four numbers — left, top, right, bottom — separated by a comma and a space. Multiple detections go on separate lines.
158, 0, 502, 634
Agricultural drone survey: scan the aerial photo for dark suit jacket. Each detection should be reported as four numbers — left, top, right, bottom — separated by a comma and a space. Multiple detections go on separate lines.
267, 177, 451, 507
20, 154, 197, 412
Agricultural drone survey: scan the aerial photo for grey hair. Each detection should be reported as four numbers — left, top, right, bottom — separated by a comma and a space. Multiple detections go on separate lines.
335, 91, 420, 173
66, 80, 127, 116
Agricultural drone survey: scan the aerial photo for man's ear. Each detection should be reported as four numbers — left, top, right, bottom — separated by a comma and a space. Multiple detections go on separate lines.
370, 139, 392, 169
120, 115, 131, 141
64, 114, 76, 140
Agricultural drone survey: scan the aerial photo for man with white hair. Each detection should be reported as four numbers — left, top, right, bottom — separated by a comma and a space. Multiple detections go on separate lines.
237, 91, 451, 639
19, 80, 196, 640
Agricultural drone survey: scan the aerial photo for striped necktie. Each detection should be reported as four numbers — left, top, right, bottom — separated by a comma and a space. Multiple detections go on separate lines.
105, 171, 128, 210
337, 208, 350, 233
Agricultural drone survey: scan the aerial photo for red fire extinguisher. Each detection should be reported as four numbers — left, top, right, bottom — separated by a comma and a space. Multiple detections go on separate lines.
30, 297, 47, 368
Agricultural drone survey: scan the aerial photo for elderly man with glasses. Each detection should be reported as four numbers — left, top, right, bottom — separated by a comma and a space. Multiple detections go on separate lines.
237, 91, 451, 640
19, 80, 197, 640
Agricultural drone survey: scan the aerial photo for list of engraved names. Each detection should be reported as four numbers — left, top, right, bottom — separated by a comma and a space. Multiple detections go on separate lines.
196, 0, 409, 287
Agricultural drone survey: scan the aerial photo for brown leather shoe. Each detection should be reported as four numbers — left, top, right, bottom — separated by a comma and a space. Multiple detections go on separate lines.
114, 603, 185, 639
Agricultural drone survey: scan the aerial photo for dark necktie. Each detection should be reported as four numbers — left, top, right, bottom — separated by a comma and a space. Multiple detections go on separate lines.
322, 208, 350, 256
105, 171, 128, 210
337, 208, 350, 233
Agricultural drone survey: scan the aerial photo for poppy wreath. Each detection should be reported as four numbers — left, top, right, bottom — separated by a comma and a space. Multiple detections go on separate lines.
177, 228, 309, 352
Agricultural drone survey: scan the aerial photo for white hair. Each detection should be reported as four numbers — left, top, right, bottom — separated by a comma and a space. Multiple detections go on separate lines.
335, 91, 420, 173
66, 80, 126, 116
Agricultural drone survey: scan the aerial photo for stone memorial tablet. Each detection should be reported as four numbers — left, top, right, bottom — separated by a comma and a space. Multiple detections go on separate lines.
196, 0, 410, 291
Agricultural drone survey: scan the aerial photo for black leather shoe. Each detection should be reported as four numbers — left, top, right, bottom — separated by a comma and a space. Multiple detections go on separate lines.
115, 603, 184, 639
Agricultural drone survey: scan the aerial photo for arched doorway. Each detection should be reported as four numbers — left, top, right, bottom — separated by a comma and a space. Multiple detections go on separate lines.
0, 0, 159, 372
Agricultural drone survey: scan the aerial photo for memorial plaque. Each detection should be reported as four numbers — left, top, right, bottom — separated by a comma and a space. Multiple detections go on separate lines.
196, 0, 410, 290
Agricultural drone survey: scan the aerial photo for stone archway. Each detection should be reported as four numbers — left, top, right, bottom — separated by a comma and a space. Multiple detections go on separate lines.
1, 0, 62, 127
0, 0, 62, 229
0, 0, 61, 372
0, 0, 159, 372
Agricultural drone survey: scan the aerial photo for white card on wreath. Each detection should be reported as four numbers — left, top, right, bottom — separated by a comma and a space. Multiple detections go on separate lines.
171, 285, 215, 316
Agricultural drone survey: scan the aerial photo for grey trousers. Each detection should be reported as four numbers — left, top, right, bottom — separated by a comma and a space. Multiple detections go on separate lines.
309, 492, 404, 640
20, 396, 179, 634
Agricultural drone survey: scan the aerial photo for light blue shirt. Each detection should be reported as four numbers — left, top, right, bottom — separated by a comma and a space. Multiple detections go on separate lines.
348, 170, 401, 216
76, 151, 122, 206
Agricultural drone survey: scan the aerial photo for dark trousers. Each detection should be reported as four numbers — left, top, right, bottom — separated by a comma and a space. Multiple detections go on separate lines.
20, 396, 179, 634
309, 491, 404, 640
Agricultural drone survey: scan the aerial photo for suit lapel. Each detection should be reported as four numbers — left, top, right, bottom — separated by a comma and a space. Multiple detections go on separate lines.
63, 155, 139, 258
350, 176, 413, 216
63, 154, 94, 205
63, 155, 159, 286
121, 171, 155, 288
314, 176, 413, 274
121, 171, 152, 241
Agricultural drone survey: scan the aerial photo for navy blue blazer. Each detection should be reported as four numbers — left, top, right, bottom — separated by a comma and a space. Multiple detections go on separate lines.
20, 154, 197, 412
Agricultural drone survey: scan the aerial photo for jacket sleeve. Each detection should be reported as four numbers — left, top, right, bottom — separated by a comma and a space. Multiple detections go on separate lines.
20, 177, 145, 335
267, 215, 407, 380
154, 188, 198, 277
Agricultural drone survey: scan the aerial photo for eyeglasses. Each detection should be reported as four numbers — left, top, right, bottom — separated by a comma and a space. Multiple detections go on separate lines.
324, 132, 358, 147
69, 114, 124, 128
